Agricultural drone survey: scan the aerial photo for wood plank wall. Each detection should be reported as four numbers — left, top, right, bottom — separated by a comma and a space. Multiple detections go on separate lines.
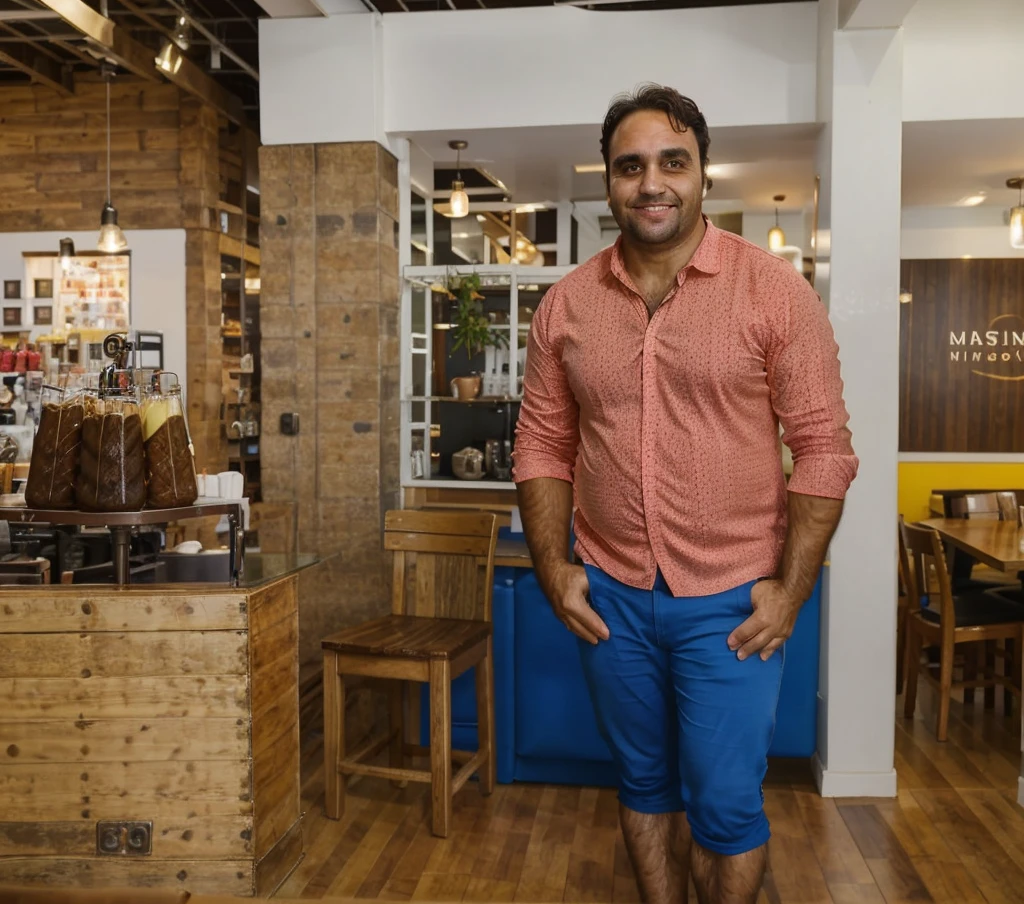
0, 75, 243, 473
900, 258, 1024, 453
0, 77, 185, 231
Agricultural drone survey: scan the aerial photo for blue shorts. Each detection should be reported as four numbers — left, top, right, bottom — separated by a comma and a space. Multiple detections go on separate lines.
577, 564, 784, 857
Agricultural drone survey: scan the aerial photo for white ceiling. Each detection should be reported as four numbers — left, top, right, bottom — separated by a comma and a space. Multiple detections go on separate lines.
407, 117, 1024, 215
901, 118, 1024, 209
408, 122, 822, 215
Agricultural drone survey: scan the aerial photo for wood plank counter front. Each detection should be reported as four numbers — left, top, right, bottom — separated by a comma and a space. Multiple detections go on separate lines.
0, 557, 314, 897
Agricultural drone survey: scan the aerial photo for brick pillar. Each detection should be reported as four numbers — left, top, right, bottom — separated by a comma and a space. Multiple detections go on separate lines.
259, 141, 401, 671
180, 96, 227, 473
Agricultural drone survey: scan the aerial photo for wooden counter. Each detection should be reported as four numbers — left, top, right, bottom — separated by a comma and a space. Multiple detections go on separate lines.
0, 560, 313, 897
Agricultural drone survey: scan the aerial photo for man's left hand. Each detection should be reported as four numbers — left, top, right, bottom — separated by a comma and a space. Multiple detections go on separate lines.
727, 579, 801, 662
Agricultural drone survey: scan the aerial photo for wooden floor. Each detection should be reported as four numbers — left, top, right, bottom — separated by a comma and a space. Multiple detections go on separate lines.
274, 683, 1024, 903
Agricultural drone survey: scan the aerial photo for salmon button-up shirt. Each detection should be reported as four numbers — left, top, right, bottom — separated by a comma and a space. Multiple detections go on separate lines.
512, 221, 858, 598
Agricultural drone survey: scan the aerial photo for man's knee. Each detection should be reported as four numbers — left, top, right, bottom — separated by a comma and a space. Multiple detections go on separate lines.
685, 783, 769, 856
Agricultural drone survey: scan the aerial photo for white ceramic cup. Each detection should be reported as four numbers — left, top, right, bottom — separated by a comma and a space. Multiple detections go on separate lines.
196, 474, 219, 498
217, 470, 244, 499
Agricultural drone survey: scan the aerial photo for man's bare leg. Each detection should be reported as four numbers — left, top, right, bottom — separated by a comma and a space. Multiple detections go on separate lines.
689, 840, 766, 904
619, 805, 692, 904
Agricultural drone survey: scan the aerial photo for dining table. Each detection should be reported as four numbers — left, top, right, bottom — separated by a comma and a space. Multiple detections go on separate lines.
919, 518, 1024, 574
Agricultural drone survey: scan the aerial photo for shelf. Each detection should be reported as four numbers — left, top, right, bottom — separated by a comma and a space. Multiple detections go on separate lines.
404, 396, 522, 404
403, 478, 517, 491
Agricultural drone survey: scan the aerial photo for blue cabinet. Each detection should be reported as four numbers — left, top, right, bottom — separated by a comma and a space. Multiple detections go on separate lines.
423, 561, 823, 785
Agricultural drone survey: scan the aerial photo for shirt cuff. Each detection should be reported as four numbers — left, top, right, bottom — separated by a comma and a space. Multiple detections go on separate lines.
787, 454, 859, 500
512, 456, 574, 484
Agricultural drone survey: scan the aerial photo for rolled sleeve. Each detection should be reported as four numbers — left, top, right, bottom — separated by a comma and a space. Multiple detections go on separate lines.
768, 277, 859, 500
512, 289, 580, 484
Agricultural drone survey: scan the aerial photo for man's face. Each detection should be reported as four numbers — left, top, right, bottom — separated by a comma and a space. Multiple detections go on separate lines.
606, 109, 704, 248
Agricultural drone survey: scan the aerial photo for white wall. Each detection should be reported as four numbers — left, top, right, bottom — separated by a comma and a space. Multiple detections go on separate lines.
259, 14, 387, 147
260, 3, 819, 146
901, 206, 1024, 260
903, 0, 1024, 122
0, 229, 187, 388
740, 212, 809, 255
384, 4, 817, 134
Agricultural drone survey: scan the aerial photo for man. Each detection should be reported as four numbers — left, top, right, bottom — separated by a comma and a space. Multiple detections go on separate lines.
512, 84, 858, 904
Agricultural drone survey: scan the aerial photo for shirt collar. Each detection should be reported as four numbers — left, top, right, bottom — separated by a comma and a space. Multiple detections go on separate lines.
609, 215, 723, 290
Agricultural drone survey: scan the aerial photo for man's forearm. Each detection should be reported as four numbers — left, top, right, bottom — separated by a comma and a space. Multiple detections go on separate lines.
778, 491, 844, 602
516, 476, 574, 595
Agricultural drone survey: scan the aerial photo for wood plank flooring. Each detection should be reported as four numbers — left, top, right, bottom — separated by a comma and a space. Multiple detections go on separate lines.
275, 683, 1023, 903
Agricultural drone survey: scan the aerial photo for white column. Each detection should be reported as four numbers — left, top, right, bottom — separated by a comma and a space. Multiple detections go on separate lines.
813, 24, 902, 798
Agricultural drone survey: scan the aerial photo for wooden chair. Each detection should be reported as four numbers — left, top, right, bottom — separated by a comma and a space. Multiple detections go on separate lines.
321, 509, 498, 837
901, 521, 1024, 741
896, 517, 912, 695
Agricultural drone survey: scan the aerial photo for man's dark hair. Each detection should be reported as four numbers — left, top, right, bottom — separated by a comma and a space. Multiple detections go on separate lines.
600, 84, 712, 191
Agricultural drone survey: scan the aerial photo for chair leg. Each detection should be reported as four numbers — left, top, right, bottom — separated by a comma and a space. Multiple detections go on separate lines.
896, 603, 906, 695
323, 651, 346, 819
389, 681, 405, 787
1004, 639, 1014, 716
475, 638, 496, 796
429, 658, 452, 837
937, 637, 954, 742
903, 623, 920, 719
984, 641, 996, 709
963, 645, 977, 706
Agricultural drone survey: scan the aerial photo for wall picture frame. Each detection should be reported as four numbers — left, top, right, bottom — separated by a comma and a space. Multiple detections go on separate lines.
33, 305, 52, 326
3, 307, 22, 327
2, 281, 20, 300
33, 278, 53, 299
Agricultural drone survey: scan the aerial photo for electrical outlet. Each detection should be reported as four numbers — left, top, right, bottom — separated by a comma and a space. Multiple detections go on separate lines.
96, 820, 152, 856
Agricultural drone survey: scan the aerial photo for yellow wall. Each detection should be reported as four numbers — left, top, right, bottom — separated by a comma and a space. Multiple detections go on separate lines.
898, 462, 1024, 521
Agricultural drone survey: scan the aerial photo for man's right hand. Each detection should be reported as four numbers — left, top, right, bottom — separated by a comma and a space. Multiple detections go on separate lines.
543, 562, 610, 645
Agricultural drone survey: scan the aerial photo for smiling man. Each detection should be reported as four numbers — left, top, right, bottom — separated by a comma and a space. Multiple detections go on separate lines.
513, 85, 858, 904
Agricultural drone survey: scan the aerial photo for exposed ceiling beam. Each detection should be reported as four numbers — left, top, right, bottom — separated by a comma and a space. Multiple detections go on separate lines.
0, 33, 73, 93
839, 0, 918, 29
34, 0, 245, 123
253, 0, 326, 17
0, 10, 61, 20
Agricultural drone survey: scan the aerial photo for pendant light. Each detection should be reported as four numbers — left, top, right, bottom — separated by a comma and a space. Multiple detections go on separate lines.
1008, 177, 1024, 249
448, 140, 469, 219
767, 194, 786, 252
59, 237, 75, 273
97, 66, 128, 254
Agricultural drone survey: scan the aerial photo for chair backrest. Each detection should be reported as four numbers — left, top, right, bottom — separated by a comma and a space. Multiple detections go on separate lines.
950, 493, 1000, 520
900, 521, 955, 642
384, 509, 499, 622
996, 491, 1019, 523
897, 515, 911, 599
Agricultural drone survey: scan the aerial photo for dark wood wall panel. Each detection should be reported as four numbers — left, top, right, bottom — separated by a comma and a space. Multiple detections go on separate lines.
900, 258, 1024, 452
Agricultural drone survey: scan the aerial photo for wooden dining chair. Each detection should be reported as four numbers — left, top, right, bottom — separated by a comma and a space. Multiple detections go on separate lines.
901, 521, 1024, 740
896, 516, 913, 695
321, 509, 498, 837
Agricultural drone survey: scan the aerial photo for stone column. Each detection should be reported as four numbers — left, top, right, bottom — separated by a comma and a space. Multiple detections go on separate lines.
259, 141, 401, 671
180, 96, 227, 473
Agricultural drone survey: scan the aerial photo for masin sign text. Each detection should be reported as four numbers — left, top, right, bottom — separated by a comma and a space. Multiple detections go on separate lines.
899, 259, 1024, 453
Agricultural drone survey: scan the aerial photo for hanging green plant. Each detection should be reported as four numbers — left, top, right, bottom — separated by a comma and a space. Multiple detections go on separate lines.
446, 273, 509, 360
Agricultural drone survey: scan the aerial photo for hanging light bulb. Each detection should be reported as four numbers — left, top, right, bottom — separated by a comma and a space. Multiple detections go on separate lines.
59, 237, 75, 273
173, 13, 191, 50
767, 194, 786, 252
1008, 178, 1024, 249
97, 67, 128, 254
448, 140, 469, 218
155, 40, 183, 74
